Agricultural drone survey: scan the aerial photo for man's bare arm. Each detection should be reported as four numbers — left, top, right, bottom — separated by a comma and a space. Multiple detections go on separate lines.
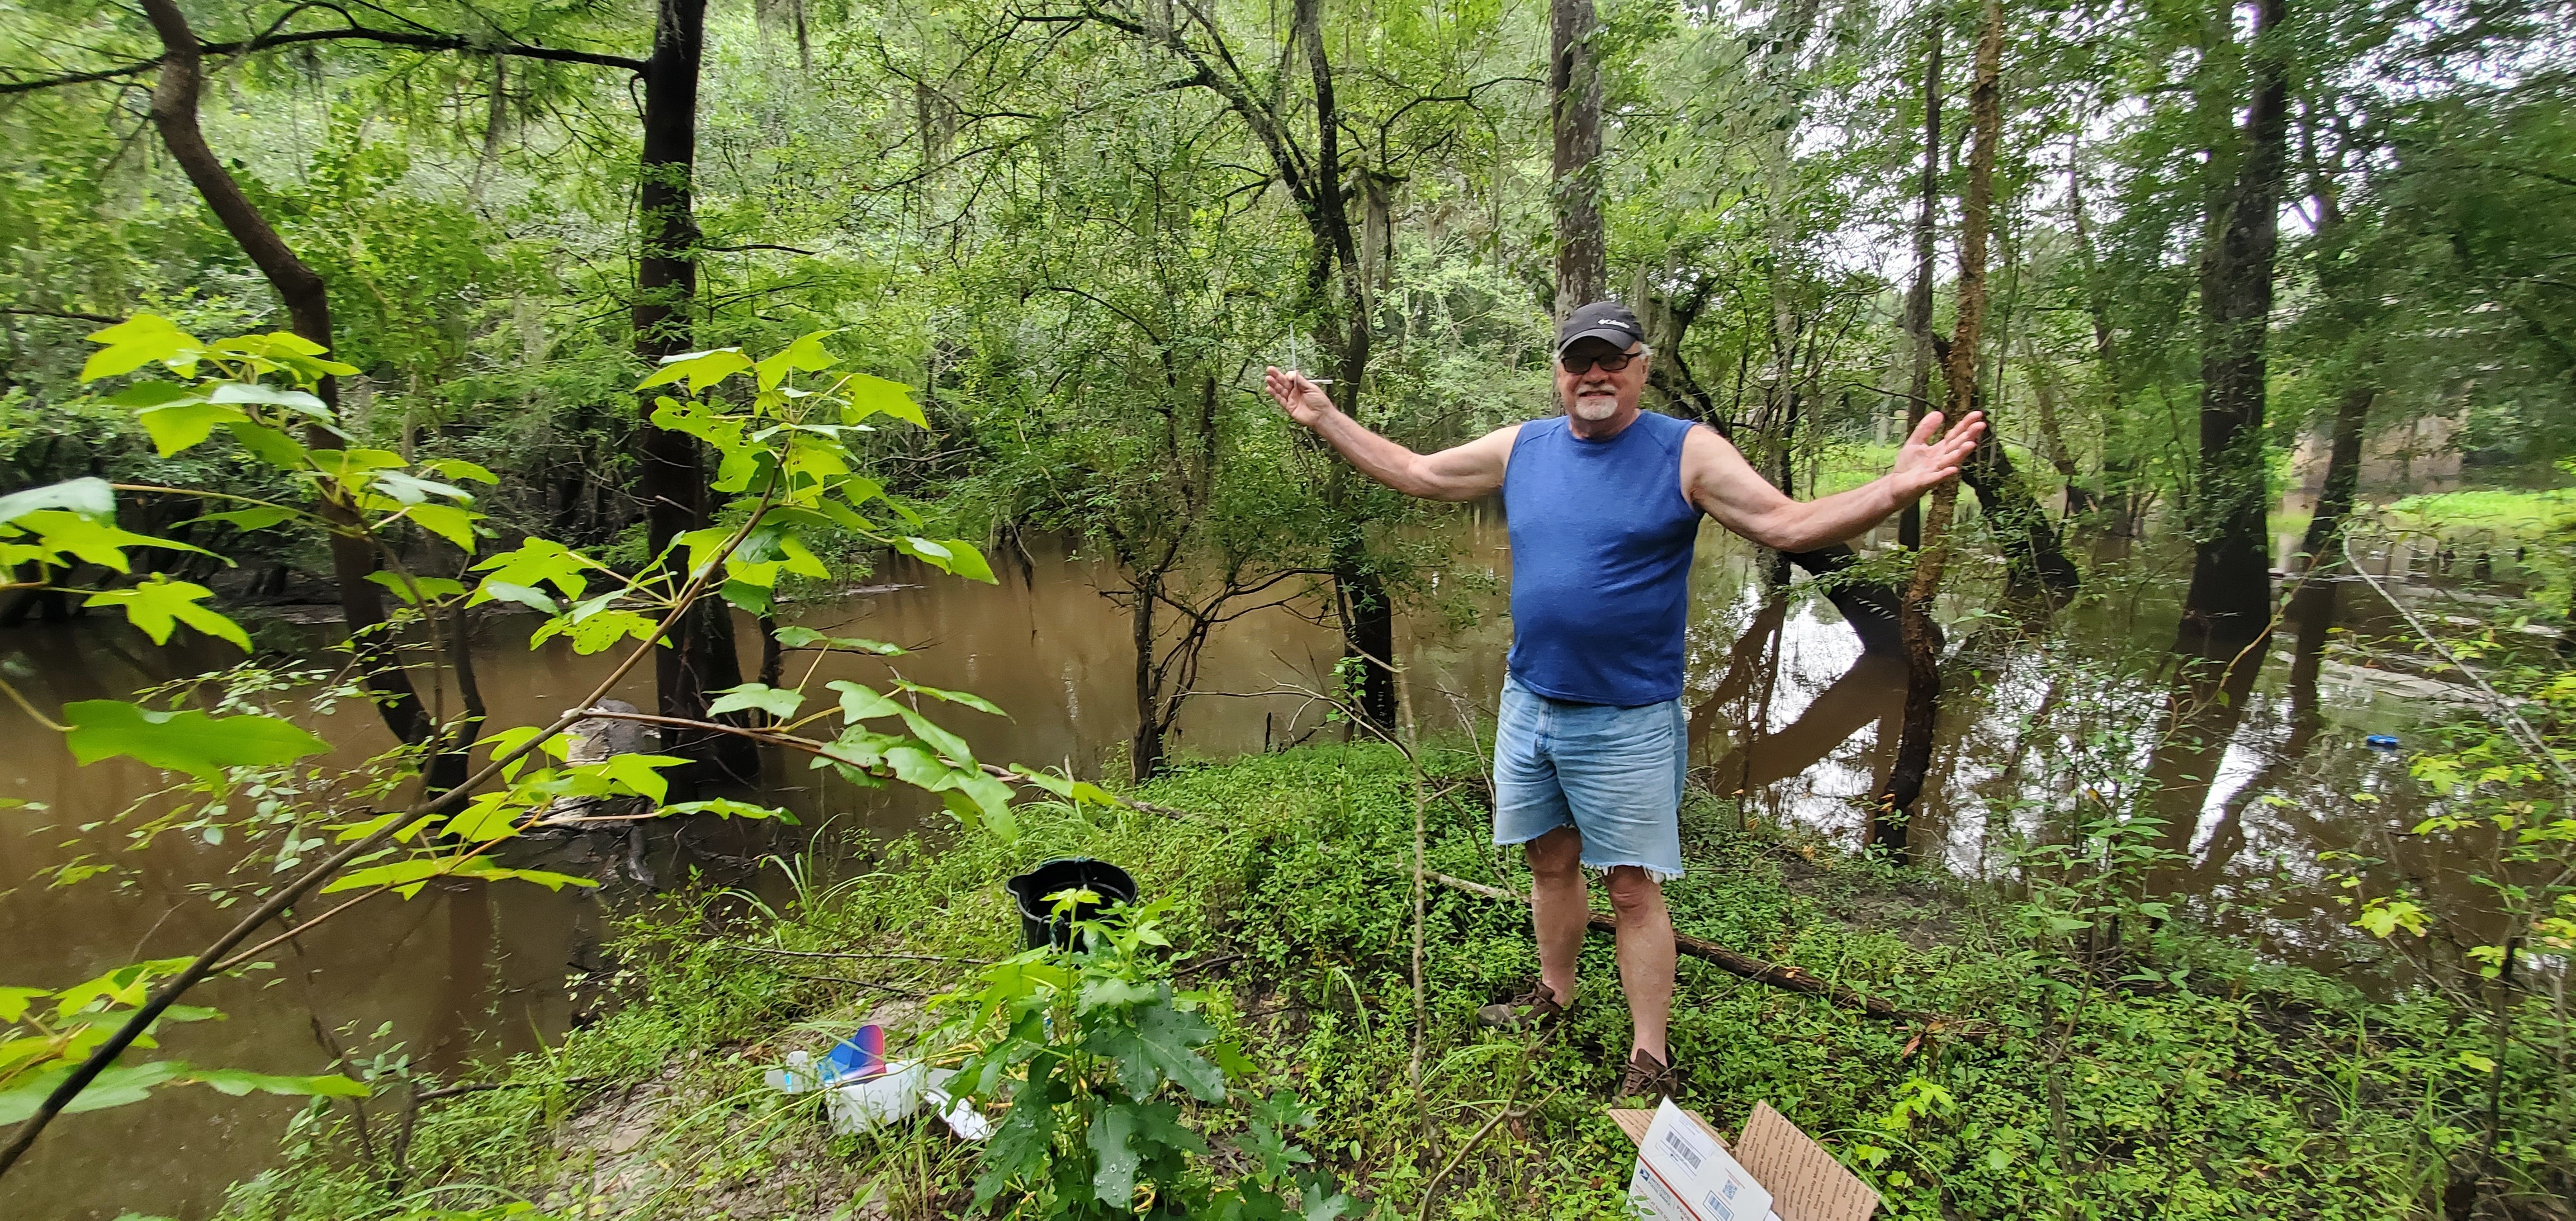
1266, 366, 1518, 501
1683, 409, 1986, 551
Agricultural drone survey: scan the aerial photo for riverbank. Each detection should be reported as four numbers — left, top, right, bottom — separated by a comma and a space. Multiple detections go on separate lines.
212, 745, 2559, 1220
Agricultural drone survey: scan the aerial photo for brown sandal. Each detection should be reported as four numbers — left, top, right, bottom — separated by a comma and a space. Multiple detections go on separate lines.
1474, 981, 1568, 1032
1618, 1048, 1680, 1104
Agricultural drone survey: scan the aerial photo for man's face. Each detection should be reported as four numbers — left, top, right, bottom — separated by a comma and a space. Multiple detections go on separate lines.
1555, 338, 1649, 423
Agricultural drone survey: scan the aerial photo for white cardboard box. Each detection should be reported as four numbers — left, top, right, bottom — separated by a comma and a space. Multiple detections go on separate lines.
1614, 1100, 1882, 1221
1628, 1099, 1773, 1221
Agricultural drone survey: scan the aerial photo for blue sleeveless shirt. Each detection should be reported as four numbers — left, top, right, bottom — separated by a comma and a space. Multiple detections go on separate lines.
1501, 411, 1702, 706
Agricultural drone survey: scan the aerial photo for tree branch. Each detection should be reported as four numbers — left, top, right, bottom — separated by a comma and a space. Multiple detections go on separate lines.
1, 23, 644, 96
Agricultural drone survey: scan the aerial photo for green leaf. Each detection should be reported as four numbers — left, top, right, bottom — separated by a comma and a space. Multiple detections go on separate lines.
1091, 1102, 1145, 1209
0, 477, 115, 525
193, 506, 293, 532
0, 1061, 190, 1124
773, 626, 905, 655
85, 576, 251, 651
207, 381, 328, 415
827, 679, 906, 722
663, 797, 797, 822
892, 680, 1007, 717
897, 707, 977, 768
181, 1068, 369, 1100
754, 329, 840, 390
944, 787, 1019, 843
707, 683, 804, 720
62, 701, 326, 781
364, 572, 468, 604
405, 504, 486, 551
225, 421, 311, 468
893, 536, 998, 583
6, 510, 206, 572
1079, 992, 1225, 1102
100, 380, 199, 409
422, 458, 500, 485
138, 400, 250, 456
718, 579, 774, 616
1008, 765, 1120, 810
598, 754, 689, 804
936, 538, 997, 584
475, 581, 561, 616
371, 471, 476, 507
974, 1072, 1060, 1209
470, 538, 602, 603
844, 373, 929, 428
81, 314, 203, 380
443, 791, 523, 842
0, 985, 51, 1022
637, 348, 754, 393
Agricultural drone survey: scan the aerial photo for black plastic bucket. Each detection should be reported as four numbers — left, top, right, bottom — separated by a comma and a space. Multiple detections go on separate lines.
1005, 858, 1138, 950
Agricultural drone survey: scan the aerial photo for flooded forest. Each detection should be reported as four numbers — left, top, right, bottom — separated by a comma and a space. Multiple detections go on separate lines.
3, 0, 2575, 1217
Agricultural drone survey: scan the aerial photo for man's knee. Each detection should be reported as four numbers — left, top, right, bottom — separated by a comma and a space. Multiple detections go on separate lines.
1603, 865, 1664, 917
1523, 827, 1583, 880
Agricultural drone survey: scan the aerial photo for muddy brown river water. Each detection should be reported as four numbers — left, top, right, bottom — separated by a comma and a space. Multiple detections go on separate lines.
0, 513, 2498, 1218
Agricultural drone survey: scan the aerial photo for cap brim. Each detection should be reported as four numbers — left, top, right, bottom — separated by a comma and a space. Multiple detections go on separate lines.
1557, 327, 1642, 356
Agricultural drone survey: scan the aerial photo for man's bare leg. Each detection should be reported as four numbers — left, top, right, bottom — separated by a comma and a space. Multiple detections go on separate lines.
1524, 826, 1588, 1007
1603, 865, 1675, 1061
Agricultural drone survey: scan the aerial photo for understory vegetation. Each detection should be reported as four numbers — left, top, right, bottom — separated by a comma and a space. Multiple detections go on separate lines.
214, 747, 2567, 1221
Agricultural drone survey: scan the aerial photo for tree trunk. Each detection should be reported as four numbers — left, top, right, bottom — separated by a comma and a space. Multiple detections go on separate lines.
2181, 0, 2290, 651
138, 0, 447, 776
1881, 0, 2003, 848
1930, 344, 2080, 597
1899, 22, 1942, 551
634, 0, 753, 785
2020, 335, 2095, 516
1298, 0, 1397, 732
2299, 382, 2373, 566
2067, 132, 2142, 536
1130, 568, 1166, 783
1550, 0, 1606, 314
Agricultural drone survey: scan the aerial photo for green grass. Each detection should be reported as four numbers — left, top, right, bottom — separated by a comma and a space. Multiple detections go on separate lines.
2387, 487, 2576, 541
215, 746, 2564, 1220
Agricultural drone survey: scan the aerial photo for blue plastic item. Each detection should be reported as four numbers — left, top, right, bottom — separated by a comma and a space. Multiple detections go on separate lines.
2364, 734, 2400, 750
821, 1024, 886, 1082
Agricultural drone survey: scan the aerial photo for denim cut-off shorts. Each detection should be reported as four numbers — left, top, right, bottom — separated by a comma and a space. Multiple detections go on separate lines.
1491, 675, 1687, 881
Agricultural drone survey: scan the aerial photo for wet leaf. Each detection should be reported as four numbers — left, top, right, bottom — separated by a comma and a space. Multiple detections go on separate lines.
61, 701, 328, 781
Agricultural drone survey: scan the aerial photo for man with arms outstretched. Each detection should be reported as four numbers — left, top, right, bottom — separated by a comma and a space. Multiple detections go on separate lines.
1263, 301, 1983, 1101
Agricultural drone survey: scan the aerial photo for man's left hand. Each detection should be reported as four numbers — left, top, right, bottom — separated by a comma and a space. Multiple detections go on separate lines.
1887, 409, 1987, 499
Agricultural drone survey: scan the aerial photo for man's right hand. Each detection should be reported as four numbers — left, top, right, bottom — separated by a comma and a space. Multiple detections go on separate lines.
1264, 366, 1333, 428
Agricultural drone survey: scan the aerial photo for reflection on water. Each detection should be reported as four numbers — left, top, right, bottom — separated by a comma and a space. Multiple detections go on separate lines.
0, 517, 2506, 1217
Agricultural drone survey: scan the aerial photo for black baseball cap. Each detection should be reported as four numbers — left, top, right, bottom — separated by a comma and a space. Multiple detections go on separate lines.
1556, 301, 1646, 357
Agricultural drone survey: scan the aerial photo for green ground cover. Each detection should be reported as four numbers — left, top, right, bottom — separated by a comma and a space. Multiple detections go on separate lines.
215, 747, 2560, 1220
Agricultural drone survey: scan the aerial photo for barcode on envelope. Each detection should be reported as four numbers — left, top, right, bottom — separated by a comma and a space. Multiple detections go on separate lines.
1661, 1129, 1705, 1172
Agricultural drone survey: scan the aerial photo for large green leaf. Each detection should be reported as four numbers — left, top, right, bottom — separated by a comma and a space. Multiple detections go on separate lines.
0, 477, 114, 526
80, 314, 203, 380
0, 1061, 187, 1124
6, 509, 203, 572
1079, 992, 1225, 1102
637, 348, 754, 393
827, 679, 906, 722
773, 626, 905, 655
62, 701, 328, 780
844, 373, 929, 428
707, 683, 804, 720
182, 1067, 368, 1099
84, 577, 250, 651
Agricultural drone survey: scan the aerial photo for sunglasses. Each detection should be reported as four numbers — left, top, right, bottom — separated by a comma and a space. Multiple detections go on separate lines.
1560, 349, 1637, 374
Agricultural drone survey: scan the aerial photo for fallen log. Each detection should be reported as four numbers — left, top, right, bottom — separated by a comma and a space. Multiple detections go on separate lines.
1428, 872, 1920, 1024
